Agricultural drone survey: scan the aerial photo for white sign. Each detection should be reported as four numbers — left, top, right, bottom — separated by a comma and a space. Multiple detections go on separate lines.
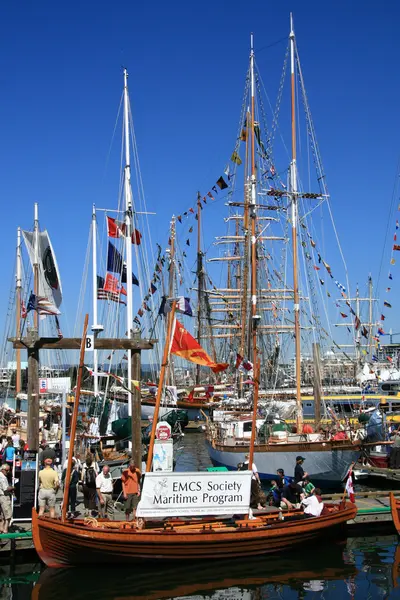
153, 439, 173, 472
85, 335, 94, 351
39, 377, 71, 393
156, 422, 171, 441
137, 471, 251, 518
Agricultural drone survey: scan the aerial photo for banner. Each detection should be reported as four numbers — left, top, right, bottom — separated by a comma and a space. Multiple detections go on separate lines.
137, 471, 252, 518
39, 377, 71, 393
22, 230, 62, 308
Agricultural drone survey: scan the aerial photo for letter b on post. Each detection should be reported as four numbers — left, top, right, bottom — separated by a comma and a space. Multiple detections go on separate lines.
85, 335, 94, 351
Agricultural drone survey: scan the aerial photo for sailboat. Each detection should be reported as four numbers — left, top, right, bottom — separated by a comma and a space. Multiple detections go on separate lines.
32, 302, 356, 567
199, 18, 364, 485
1, 203, 65, 446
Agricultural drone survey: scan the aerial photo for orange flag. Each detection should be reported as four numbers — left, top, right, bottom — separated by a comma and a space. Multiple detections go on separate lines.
171, 320, 228, 373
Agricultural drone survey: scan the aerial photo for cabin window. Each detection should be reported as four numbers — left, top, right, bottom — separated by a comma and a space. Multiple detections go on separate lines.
243, 422, 253, 433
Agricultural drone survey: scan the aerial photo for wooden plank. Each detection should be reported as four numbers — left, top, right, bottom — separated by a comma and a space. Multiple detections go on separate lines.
8, 337, 156, 350
131, 336, 142, 468
27, 346, 39, 450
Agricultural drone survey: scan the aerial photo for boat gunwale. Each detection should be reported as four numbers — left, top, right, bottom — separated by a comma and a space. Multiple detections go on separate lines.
33, 503, 356, 540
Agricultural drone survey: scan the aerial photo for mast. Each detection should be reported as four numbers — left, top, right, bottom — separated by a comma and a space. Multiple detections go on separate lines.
248, 33, 260, 469
355, 285, 360, 363
91, 205, 100, 396
368, 275, 373, 360
62, 315, 89, 522
290, 14, 303, 433
33, 203, 39, 331
123, 69, 134, 417
146, 301, 177, 472
15, 227, 22, 407
166, 217, 176, 386
196, 192, 203, 385
240, 110, 251, 362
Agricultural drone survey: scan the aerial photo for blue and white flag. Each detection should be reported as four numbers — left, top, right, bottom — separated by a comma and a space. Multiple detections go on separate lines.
334, 280, 346, 294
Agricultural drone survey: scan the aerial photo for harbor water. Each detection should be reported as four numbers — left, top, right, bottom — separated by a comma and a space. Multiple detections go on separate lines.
3, 432, 400, 599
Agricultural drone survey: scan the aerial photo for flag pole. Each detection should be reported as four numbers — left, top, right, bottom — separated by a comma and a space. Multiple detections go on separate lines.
61, 314, 89, 521
146, 300, 177, 473
248, 32, 260, 470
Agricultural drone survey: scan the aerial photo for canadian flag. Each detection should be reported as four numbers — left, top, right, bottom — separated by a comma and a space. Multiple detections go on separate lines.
345, 466, 355, 503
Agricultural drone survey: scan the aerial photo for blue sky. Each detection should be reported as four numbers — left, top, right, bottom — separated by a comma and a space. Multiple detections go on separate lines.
1, 1, 400, 352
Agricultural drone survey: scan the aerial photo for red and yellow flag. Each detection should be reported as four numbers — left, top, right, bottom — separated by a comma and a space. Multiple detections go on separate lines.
171, 320, 228, 373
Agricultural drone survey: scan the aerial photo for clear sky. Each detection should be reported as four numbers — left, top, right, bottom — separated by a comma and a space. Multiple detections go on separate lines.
1, 1, 400, 353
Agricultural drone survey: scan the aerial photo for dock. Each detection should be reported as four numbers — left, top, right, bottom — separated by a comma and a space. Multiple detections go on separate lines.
359, 465, 400, 483
321, 490, 400, 529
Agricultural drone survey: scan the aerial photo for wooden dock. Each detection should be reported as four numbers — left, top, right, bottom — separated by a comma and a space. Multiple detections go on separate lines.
360, 465, 400, 483
322, 490, 400, 528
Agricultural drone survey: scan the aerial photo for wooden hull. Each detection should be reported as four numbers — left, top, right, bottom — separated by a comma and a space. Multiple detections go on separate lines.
390, 493, 400, 534
32, 503, 357, 568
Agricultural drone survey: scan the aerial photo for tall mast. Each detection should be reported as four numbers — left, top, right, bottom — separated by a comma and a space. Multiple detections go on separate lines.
91, 205, 102, 396
290, 14, 303, 433
16, 227, 22, 404
33, 203, 39, 331
123, 69, 134, 416
368, 275, 373, 360
355, 285, 360, 363
166, 217, 176, 385
240, 110, 251, 362
196, 192, 203, 385
248, 33, 260, 469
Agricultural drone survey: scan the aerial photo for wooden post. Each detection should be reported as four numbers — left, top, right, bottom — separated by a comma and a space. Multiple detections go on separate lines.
62, 315, 89, 522
131, 331, 142, 468
27, 329, 40, 450
313, 342, 322, 428
146, 301, 177, 473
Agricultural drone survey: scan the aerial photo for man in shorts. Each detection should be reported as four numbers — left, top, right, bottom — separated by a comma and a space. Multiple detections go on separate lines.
0, 464, 13, 533
121, 460, 141, 521
38, 458, 59, 518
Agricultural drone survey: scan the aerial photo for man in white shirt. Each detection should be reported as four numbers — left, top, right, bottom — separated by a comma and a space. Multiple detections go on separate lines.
96, 465, 114, 519
11, 430, 20, 449
244, 454, 263, 510
0, 465, 13, 533
301, 488, 323, 517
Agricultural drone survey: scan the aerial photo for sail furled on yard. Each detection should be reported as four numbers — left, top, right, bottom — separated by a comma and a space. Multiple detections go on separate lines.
22, 230, 62, 308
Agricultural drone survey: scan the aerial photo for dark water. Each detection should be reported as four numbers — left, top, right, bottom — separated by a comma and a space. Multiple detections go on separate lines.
3, 433, 400, 599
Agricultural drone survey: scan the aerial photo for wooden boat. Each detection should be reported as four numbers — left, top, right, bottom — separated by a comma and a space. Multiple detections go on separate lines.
32, 501, 356, 568
390, 493, 400, 534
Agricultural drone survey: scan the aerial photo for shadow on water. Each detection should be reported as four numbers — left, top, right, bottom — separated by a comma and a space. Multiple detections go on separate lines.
0, 536, 399, 599
32, 540, 357, 600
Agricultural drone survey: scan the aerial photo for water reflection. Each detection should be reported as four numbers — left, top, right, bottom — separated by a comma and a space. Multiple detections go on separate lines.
0, 536, 387, 599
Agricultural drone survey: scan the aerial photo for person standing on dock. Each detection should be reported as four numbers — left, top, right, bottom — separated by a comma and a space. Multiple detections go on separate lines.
0, 465, 13, 533
96, 465, 114, 519
11, 429, 20, 449
3, 439, 15, 468
121, 460, 141, 521
81, 455, 99, 517
38, 458, 59, 519
294, 456, 308, 484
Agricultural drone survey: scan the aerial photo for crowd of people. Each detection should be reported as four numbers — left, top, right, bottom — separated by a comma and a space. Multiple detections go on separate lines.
36, 445, 142, 521
241, 455, 327, 518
